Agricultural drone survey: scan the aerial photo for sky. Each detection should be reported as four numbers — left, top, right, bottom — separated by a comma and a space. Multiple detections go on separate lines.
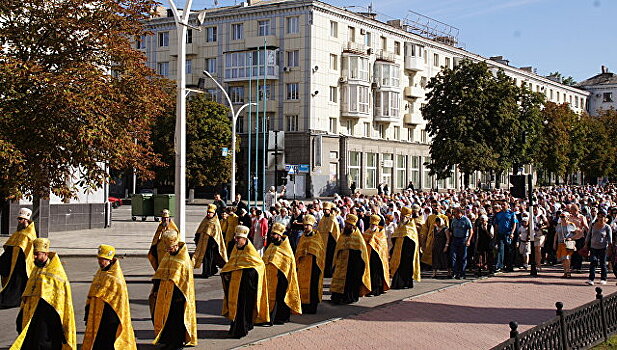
186, 0, 615, 82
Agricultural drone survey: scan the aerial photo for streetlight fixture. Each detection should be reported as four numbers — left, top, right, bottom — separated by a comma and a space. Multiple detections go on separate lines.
203, 70, 256, 202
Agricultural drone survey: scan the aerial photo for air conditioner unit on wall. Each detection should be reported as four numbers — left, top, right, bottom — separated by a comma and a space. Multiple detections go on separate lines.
283, 66, 290, 72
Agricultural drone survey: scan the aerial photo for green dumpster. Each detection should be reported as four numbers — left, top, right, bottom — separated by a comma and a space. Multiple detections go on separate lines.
153, 194, 176, 220
131, 194, 153, 221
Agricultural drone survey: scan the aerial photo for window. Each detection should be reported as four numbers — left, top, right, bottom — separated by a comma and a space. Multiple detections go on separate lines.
349, 151, 361, 188
186, 29, 193, 43
158, 32, 169, 47
408, 128, 414, 142
329, 86, 337, 103
343, 56, 369, 81
374, 62, 400, 87
380, 36, 387, 50
231, 23, 243, 40
330, 54, 338, 70
411, 155, 420, 187
157, 62, 169, 76
575, 96, 579, 108
286, 16, 299, 34
375, 91, 400, 117
557, 91, 560, 102
287, 50, 299, 67
364, 122, 370, 137
206, 26, 217, 42
329, 117, 337, 133
394, 41, 400, 55
603, 92, 613, 102
421, 129, 427, 143
185, 59, 192, 74
366, 153, 377, 189
433, 53, 439, 67
346, 119, 353, 135
394, 126, 400, 140
424, 49, 428, 64
285, 115, 298, 131
423, 156, 432, 188
377, 124, 385, 139
205, 89, 218, 102
205, 57, 217, 73
396, 155, 407, 188
365, 31, 371, 46
444, 57, 450, 69
224, 50, 278, 80
237, 116, 244, 133
330, 21, 338, 37
229, 86, 244, 104
258, 84, 273, 100
286, 83, 299, 100
342, 85, 370, 114
348, 26, 356, 42
258, 20, 270, 36
136, 35, 146, 49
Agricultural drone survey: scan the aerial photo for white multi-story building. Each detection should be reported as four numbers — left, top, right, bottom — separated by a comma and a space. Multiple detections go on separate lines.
140, 0, 589, 197
576, 66, 617, 116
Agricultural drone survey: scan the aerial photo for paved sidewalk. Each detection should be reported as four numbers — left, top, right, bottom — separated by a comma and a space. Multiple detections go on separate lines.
249, 269, 616, 349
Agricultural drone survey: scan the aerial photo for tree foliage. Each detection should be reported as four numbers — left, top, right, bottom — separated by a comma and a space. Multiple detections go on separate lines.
152, 94, 233, 189
534, 102, 579, 178
422, 59, 545, 186
547, 71, 577, 86
0, 0, 172, 200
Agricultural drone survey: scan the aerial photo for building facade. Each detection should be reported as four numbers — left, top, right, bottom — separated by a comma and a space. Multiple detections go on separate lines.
141, 0, 589, 198
576, 66, 617, 116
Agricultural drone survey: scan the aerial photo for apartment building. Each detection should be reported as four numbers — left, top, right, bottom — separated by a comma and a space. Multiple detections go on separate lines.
576, 66, 617, 116
140, 0, 589, 197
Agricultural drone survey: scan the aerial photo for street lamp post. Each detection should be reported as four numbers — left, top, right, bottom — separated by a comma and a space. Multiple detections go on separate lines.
167, 0, 194, 242
203, 70, 256, 202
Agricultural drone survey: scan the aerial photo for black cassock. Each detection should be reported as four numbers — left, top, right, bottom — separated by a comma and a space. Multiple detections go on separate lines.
223, 268, 258, 338
84, 302, 120, 349
0, 248, 28, 309
330, 249, 364, 304
323, 235, 337, 278
16, 298, 65, 350
199, 236, 225, 278
301, 255, 322, 314
270, 270, 290, 324
367, 246, 385, 296
390, 237, 415, 289
153, 280, 187, 349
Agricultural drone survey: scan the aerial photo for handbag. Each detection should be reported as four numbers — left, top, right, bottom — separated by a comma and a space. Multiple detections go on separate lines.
565, 240, 576, 251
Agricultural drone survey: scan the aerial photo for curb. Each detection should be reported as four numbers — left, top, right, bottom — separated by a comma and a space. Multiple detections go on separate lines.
236, 275, 489, 348
58, 253, 148, 258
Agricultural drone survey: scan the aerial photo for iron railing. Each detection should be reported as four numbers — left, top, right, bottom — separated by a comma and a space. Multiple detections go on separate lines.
492, 287, 617, 350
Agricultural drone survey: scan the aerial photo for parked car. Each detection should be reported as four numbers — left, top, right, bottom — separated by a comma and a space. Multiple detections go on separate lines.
108, 196, 123, 208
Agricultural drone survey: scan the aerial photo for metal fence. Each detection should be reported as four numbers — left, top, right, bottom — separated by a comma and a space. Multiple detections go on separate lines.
492, 287, 617, 350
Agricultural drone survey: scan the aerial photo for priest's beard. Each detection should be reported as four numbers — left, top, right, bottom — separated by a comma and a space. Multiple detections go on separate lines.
17, 222, 27, 231
161, 221, 169, 228
343, 226, 353, 236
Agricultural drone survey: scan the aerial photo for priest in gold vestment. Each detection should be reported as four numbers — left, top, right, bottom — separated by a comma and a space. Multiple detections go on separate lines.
363, 215, 390, 296
295, 214, 325, 314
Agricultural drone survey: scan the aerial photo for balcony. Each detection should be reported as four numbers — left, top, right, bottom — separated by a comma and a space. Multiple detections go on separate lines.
245, 35, 279, 49
404, 55, 424, 71
373, 113, 400, 123
376, 49, 396, 63
404, 113, 423, 126
404, 86, 424, 99
344, 41, 368, 55
224, 50, 279, 82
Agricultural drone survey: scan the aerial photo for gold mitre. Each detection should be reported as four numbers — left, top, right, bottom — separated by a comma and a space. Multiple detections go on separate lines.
97, 244, 115, 260
33, 238, 50, 253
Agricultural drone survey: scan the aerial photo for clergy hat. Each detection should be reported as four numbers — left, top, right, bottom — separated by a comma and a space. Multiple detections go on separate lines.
33, 238, 50, 253
160, 209, 171, 218
161, 230, 179, 247
207, 204, 217, 213
17, 208, 32, 221
303, 214, 316, 226
401, 207, 413, 217
271, 222, 286, 235
411, 204, 421, 212
235, 225, 250, 238
370, 215, 381, 225
97, 244, 115, 260
322, 202, 334, 210
345, 214, 358, 226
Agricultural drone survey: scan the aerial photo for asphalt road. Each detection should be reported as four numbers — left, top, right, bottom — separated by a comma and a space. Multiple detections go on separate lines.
0, 256, 471, 349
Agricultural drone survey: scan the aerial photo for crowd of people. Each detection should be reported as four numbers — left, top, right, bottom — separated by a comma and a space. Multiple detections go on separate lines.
1, 184, 616, 349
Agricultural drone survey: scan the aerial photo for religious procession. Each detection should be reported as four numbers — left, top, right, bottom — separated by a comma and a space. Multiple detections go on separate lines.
2, 184, 617, 349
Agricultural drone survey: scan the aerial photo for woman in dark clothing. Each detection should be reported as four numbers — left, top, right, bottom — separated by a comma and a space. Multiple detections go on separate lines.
431, 217, 451, 278
474, 214, 494, 276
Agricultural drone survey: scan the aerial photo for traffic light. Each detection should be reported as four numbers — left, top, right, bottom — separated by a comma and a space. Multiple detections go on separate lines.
510, 175, 527, 199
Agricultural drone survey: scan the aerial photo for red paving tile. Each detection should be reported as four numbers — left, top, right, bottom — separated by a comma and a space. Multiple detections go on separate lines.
249, 270, 615, 349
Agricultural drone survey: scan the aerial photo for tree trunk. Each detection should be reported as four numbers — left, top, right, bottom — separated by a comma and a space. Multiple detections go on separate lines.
463, 172, 470, 189
495, 170, 502, 189
32, 194, 41, 238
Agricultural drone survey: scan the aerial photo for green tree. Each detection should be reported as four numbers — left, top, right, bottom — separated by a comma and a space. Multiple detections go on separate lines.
547, 72, 577, 86
578, 113, 614, 181
152, 94, 233, 189
534, 102, 578, 182
0, 0, 171, 201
